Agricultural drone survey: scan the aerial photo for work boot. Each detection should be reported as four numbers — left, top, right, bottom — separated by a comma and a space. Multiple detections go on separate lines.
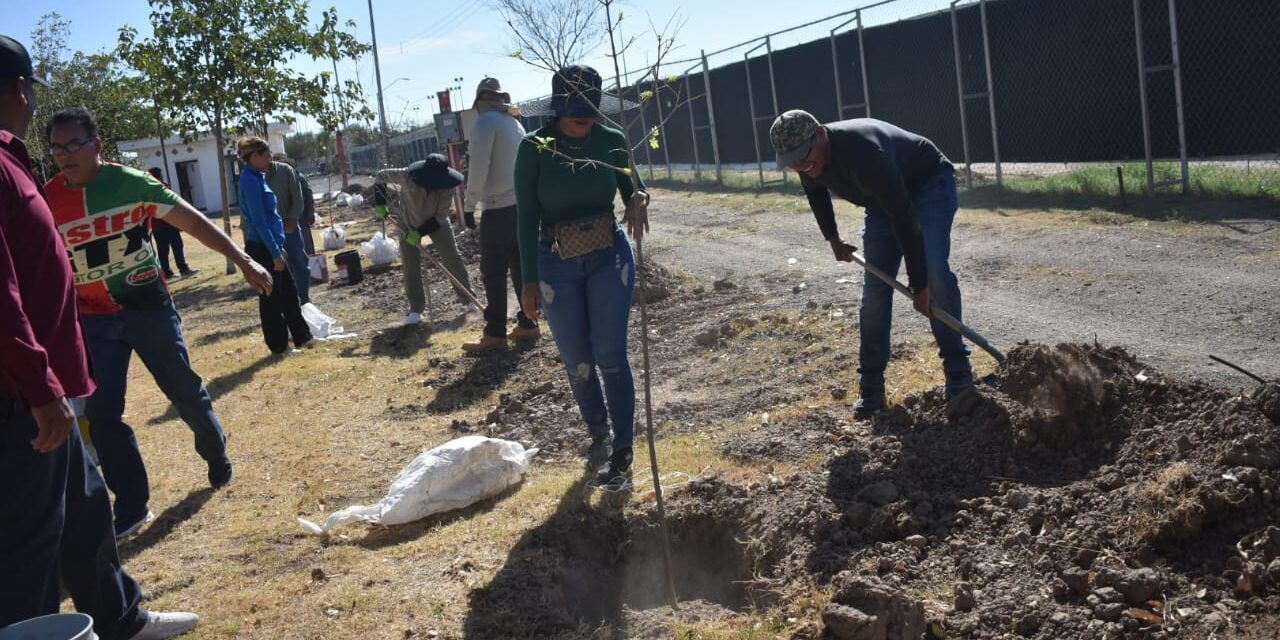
462, 334, 508, 354
853, 387, 886, 420
508, 325, 540, 342
945, 369, 975, 400
596, 447, 633, 487
585, 434, 609, 470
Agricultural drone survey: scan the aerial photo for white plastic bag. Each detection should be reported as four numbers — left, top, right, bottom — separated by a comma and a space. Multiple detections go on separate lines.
300, 302, 343, 339
298, 436, 537, 535
335, 193, 351, 208
322, 226, 346, 250
349, 194, 364, 207
361, 231, 399, 266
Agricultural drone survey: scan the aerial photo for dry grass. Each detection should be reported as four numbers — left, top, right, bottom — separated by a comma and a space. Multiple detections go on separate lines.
1117, 462, 1205, 549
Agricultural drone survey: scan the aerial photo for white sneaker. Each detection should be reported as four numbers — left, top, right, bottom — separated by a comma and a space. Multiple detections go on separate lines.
130, 610, 199, 640
114, 510, 155, 541
404, 312, 423, 325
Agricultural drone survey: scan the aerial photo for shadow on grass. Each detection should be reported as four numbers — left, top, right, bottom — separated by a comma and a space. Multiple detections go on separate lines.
358, 324, 435, 360
119, 487, 216, 561
146, 354, 278, 426
189, 323, 259, 348
425, 344, 536, 414
464, 472, 632, 639
169, 281, 259, 309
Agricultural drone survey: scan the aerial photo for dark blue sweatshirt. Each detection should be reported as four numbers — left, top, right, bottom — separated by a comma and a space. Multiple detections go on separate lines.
800, 118, 953, 292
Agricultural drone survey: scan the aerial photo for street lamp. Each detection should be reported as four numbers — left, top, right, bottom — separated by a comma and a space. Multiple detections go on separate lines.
386, 76, 410, 91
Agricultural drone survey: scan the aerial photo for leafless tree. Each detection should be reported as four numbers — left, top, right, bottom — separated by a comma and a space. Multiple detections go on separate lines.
495, 0, 606, 71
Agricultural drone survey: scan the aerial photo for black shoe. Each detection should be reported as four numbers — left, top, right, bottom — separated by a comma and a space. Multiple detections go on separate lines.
163, 271, 175, 280
586, 435, 610, 470
114, 510, 155, 541
180, 268, 201, 277
853, 388, 886, 419
596, 447, 633, 486
209, 459, 234, 489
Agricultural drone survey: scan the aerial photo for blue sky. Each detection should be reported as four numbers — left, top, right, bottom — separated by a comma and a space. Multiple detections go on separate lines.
9, 0, 952, 134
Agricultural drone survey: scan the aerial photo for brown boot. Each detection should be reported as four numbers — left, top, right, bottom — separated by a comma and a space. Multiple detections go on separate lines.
462, 334, 508, 354
507, 325, 541, 342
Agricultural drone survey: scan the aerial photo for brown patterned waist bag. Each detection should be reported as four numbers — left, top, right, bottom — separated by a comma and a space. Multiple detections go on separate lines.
545, 213, 616, 259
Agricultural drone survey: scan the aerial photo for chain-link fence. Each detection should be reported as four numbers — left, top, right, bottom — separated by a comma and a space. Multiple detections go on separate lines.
517, 0, 1280, 198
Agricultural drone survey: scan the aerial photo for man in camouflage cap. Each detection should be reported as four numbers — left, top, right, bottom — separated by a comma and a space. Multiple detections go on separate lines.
770, 109, 973, 418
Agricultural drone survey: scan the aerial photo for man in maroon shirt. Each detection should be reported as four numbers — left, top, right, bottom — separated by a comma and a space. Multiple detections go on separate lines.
0, 35, 196, 640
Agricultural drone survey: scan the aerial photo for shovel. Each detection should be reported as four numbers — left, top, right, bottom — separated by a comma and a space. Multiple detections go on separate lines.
849, 250, 1006, 364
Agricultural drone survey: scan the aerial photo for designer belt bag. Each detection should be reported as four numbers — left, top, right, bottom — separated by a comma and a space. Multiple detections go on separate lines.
548, 213, 615, 259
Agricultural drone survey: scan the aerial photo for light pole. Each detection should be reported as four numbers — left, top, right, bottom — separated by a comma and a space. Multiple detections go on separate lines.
367, 0, 392, 172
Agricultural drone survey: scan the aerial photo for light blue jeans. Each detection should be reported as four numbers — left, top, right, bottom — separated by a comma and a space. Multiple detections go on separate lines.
859, 170, 971, 392
537, 225, 636, 452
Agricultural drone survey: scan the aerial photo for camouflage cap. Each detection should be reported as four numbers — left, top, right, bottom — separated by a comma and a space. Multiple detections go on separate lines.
770, 109, 820, 169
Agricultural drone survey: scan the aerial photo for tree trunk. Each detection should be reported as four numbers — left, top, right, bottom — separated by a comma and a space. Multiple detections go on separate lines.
214, 98, 235, 274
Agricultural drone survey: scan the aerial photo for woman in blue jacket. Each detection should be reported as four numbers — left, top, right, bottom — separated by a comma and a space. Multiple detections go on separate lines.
237, 136, 316, 354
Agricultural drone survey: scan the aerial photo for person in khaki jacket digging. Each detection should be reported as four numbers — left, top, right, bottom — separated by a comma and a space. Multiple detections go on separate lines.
373, 154, 478, 326
461, 77, 540, 353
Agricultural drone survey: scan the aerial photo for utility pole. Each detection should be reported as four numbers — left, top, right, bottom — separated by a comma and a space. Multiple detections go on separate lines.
367, 0, 392, 168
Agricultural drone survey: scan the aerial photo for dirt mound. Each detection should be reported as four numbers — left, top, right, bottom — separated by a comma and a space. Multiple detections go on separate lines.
654, 343, 1280, 638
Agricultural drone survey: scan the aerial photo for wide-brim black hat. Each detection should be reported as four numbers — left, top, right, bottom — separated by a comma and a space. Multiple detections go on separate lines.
550, 65, 602, 118
408, 153, 463, 190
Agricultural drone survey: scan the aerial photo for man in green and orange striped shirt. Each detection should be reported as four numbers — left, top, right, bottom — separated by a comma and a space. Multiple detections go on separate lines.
45, 107, 272, 540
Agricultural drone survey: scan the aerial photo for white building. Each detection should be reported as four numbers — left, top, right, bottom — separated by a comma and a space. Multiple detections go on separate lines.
117, 122, 292, 214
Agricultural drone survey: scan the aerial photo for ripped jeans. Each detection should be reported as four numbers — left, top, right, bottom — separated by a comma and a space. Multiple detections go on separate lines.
537, 225, 636, 452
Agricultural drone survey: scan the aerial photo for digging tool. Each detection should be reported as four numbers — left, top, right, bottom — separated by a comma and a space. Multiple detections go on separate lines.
1208, 354, 1268, 384
848, 250, 1006, 364
414, 237, 485, 312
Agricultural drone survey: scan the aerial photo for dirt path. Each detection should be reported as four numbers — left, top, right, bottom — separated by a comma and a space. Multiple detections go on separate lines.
641, 190, 1280, 387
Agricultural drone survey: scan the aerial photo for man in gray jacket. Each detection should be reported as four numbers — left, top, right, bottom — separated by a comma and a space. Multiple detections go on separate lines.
461, 78, 540, 353
267, 155, 310, 304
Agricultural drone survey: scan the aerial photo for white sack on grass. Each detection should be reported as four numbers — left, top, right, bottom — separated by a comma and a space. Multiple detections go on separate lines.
298, 436, 538, 535
322, 226, 346, 250
361, 231, 399, 266
300, 302, 343, 339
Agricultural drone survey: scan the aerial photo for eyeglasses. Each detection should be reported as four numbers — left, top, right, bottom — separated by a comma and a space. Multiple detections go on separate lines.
47, 137, 94, 157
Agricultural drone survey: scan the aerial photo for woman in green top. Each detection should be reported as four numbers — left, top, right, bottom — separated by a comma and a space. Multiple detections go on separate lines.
515, 65, 650, 486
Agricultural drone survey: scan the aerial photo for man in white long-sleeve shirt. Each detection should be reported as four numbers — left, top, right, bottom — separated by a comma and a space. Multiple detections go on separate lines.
462, 77, 540, 353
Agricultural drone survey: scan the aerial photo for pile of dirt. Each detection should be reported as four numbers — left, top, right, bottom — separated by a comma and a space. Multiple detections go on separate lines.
655, 343, 1280, 639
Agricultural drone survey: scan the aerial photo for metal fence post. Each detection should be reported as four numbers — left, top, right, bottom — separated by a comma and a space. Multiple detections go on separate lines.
765, 35, 786, 184
684, 71, 702, 181
829, 11, 869, 120
950, 0, 973, 189
1134, 0, 1155, 193
980, 0, 1001, 186
701, 50, 723, 185
744, 39, 766, 188
625, 57, 656, 181
1168, 0, 1189, 193
654, 59, 672, 180
857, 11, 870, 117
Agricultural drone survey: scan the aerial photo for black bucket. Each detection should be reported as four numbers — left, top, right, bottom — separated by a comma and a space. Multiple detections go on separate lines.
333, 250, 363, 285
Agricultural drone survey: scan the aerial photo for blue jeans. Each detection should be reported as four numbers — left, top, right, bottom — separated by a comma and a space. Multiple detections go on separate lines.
285, 229, 311, 304
537, 226, 636, 452
859, 170, 971, 390
81, 303, 228, 524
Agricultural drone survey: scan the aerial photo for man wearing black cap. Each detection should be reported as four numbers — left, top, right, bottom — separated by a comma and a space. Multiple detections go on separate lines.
770, 110, 974, 418
0, 34, 197, 640
374, 154, 478, 325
